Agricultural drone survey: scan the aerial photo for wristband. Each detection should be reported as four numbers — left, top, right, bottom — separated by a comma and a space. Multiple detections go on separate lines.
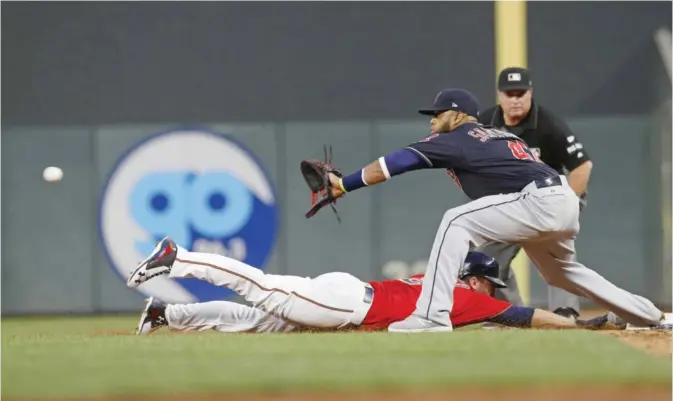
342, 169, 368, 192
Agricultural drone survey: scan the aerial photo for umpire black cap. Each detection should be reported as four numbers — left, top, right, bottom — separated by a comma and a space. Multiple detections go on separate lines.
459, 251, 507, 288
418, 88, 480, 118
497, 67, 533, 92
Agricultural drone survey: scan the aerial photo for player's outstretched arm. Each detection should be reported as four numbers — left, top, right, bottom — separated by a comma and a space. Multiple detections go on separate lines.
487, 305, 577, 330
530, 308, 578, 329
331, 148, 428, 195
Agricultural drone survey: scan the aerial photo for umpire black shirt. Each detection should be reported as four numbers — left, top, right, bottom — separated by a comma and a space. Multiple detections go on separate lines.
479, 101, 590, 175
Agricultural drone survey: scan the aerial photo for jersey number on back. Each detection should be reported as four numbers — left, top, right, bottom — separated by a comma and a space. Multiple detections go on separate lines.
508, 141, 542, 163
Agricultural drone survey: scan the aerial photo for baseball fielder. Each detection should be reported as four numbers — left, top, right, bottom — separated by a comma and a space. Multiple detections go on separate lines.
128, 239, 585, 334
299, 87, 670, 332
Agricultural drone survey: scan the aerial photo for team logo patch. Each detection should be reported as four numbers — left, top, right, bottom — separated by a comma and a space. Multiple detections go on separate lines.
99, 128, 278, 303
507, 73, 521, 81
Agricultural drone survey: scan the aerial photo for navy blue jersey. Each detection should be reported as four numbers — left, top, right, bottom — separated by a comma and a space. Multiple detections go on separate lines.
406, 122, 559, 200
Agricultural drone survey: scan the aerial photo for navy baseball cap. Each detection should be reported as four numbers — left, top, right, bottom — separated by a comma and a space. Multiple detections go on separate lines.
418, 88, 480, 118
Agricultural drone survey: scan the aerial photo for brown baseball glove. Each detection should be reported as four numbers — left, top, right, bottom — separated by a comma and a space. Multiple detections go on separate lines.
300, 145, 343, 222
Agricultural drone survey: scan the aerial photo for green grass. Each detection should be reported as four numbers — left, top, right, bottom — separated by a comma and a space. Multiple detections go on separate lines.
2, 316, 671, 398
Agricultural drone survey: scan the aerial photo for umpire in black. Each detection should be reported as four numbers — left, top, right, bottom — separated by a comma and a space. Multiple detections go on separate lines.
478, 67, 593, 318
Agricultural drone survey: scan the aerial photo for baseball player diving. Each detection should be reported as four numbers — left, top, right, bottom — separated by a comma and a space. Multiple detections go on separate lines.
295, 87, 672, 333
128, 238, 622, 335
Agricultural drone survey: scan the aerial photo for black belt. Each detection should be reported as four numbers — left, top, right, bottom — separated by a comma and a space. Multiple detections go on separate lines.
363, 285, 374, 304
534, 176, 563, 189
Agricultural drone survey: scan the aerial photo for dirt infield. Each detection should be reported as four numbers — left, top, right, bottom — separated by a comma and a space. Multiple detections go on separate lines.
578, 308, 672, 358
605, 330, 672, 358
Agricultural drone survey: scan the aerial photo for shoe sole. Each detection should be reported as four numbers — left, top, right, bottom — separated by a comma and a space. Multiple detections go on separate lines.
136, 297, 155, 335
126, 239, 168, 288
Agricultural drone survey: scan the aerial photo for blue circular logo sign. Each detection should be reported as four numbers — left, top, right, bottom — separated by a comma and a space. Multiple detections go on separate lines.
99, 128, 278, 303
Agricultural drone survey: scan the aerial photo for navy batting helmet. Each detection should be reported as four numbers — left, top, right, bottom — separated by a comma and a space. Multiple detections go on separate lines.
459, 251, 507, 288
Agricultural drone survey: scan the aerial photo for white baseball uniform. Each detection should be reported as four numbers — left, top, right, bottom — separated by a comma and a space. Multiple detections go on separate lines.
168, 246, 372, 329
166, 301, 295, 333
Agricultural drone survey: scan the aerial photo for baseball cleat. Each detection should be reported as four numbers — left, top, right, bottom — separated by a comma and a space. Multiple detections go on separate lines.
648, 312, 673, 330
625, 313, 673, 331
126, 237, 177, 288
136, 297, 168, 335
654, 313, 673, 330
388, 315, 453, 333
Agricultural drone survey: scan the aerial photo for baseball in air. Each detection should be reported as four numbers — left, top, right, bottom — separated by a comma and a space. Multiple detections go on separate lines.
43, 166, 64, 182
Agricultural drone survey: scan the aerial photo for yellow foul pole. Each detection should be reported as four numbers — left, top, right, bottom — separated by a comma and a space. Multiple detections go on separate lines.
494, 0, 530, 305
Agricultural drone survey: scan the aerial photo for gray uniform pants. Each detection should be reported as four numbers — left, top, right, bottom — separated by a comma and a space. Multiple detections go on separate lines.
478, 241, 580, 312
411, 177, 662, 327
